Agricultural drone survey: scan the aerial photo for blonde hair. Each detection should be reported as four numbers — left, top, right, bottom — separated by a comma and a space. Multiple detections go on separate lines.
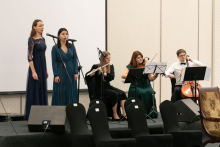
98, 51, 111, 74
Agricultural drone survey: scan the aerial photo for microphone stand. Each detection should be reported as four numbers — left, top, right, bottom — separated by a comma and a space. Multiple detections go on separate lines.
97, 48, 105, 100
69, 41, 86, 103
52, 38, 72, 105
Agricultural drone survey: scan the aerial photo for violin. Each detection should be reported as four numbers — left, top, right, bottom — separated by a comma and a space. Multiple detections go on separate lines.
137, 60, 147, 68
180, 56, 201, 100
137, 54, 157, 68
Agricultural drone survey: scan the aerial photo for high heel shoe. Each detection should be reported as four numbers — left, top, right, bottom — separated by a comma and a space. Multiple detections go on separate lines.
120, 115, 127, 121
112, 117, 120, 121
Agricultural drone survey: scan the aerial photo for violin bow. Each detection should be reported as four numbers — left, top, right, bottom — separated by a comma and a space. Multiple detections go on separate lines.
150, 53, 157, 62
149, 53, 165, 76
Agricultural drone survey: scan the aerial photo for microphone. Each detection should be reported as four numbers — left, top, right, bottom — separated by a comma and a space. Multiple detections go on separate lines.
67, 39, 77, 42
97, 48, 106, 58
46, 33, 60, 39
186, 55, 189, 61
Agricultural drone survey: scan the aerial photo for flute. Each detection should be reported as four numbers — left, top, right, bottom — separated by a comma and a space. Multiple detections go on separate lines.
87, 61, 113, 76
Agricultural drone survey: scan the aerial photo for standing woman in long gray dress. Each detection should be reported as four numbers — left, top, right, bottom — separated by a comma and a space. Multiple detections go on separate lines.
51, 28, 78, 105
24, 19, 48, 120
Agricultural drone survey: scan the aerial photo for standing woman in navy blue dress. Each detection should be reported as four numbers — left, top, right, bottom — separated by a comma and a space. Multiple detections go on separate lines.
24, 19, 48, 120
51, 28, 78, 105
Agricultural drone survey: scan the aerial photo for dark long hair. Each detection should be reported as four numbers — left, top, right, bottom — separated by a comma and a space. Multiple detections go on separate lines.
129, 51, 143, 68
57, 28, 72, 48
29, 19, 42, 39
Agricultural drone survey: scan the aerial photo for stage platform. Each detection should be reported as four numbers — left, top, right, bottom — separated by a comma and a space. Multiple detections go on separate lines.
0, 114, 219, 147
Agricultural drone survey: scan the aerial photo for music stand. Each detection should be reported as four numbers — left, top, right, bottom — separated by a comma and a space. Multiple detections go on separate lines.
143, 62, 167, 74
124, 68, 144, 98
181, 66, 207, 102
144, 62, 167, 122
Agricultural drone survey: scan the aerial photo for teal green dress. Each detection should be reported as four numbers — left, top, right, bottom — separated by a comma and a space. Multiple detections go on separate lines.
126, 65, 158, 118
51, 45, 78, 105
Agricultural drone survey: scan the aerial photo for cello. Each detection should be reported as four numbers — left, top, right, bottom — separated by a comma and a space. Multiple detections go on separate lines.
180, 56, 201, 100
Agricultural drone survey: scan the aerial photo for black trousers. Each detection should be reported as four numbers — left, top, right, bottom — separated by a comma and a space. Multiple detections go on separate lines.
173, 85, 182, 102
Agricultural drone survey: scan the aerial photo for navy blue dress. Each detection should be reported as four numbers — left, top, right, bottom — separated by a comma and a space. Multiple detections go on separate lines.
51, 45, 78, 105
24, 37, 48, 120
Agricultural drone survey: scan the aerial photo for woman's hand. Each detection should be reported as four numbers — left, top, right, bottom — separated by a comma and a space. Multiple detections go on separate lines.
55, 76, 60, 83
121, 68, 129, 79
47, 72, 49, 79
148, 73, 159, 81
74, 74, 78, 81
32, 72, 38, 81
169, 74, 175, 79
153, 73, 159, 80
90, 69, 96, 76
98, 67, 102, 72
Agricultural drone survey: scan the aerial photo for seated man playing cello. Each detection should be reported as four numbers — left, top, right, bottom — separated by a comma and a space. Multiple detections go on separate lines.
165, 49, 204, 102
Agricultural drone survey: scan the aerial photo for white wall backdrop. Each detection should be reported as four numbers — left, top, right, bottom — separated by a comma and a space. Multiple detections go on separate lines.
198, 0, 212, 88
0, 0, 105, 92
108, 0, 219, 109
213, 0, 220, 87
107, 0, 161, 109
161, 0, 199, 103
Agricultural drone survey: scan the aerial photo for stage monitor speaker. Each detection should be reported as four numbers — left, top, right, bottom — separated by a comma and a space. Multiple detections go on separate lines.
28, 106, 69, 132
174, 99, 200, 122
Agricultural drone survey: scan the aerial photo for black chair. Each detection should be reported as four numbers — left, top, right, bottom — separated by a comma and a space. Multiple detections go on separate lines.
89, 99, 109, 121
124, 97, 157, 120
89, 99, 133, 138
124, 98, 164, 134
124, 97, 143, 112
89, 99, 106, 109
126, 102, 172, 147
66, 102, 95, 147
88, 105, 136, 147
124, 98, 155, 121
160, 100, 203, 147
123, 97, 144, 126
87, 98, 161, 138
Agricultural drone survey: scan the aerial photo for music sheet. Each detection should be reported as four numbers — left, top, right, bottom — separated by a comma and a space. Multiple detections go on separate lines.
143, 62, 167, 74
